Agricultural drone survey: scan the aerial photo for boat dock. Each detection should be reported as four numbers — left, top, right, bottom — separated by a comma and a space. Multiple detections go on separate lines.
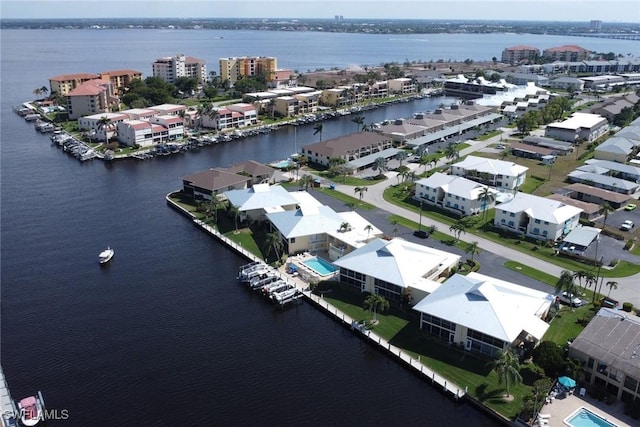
168, 201, 465, 400
0, 365, 18, 427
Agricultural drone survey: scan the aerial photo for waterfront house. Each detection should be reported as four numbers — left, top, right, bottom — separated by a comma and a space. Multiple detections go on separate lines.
226, 160, 276, 185
77, 112, 129, 141
182, 168, 252, 200
494, 192, 582, 241
376, 118, 428, 144
413, 272, 553, 357
544, 112, 608, 143
388, 78, 416, 95
301, 132, 393, 167
223, 184, 298, 222
450, 155, 528, 191
568, 308, 640, 403
266, 201, 382, 257
116, 120, 169, 147
413, 172, 498, 216
332, 238, 460, 304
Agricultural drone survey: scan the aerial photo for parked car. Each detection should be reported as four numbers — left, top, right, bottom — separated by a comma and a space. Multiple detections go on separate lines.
624, 203, 637, 211
621, 220, 634, 231
557, 292, 584, 307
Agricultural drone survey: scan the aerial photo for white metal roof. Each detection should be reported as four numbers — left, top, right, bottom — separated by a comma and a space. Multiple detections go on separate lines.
333, 238, 460, 288
452, 155, 528, 178
413, 272, 553, 342
498, 192, 583, 224
224, 184, 298, 211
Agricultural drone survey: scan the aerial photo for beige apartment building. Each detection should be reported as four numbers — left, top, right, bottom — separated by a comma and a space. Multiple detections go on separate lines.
501, 45, 540, 65
542, 45, 590, 62
219, 56, 277, 85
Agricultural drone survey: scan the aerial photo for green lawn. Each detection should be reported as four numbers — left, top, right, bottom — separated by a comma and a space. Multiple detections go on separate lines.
315, 282, 531, 419
382, 184, 640, 278
315, 187, 376, 210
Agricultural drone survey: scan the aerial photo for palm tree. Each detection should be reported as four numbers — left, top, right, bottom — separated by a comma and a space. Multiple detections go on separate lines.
32, 87, 43, 100
208, 194, 223, 224
396, 150, 408, 168
556, 270, 575, 297
572, 271, 586, 294
372, 157, 388, 177
479, 186, 494, 221
339, 222, 351, 233
444, 142, 459, 163
465, 241, 481, 263
228, 204, 241, 232
363, 294, 389, 323
419, 155, 430, 172
313, 122, 323, 141
488, 349, 522, 399
345, 202, 357, 211
299, 174, 314, 190
449, 218, 469, 242
354, 186, 368, 201
265, 232, 283, 261
364, 224, 373, 241
352, 113, 365, 132
39, 85, 49, 99
97, 115, 113, 143
605, 281, 618, 297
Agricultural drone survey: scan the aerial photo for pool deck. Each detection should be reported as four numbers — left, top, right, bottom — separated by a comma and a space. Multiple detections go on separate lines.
536, 391, 635, 427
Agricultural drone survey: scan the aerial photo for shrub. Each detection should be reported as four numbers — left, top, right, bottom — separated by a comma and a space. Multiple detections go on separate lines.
532, 341, 565, 377
624, 239, 634, 250
623, 302, 634, 312
609, 259, 619, 267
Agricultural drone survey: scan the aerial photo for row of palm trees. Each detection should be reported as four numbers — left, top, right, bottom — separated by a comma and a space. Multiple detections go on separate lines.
556, 269, 618, 303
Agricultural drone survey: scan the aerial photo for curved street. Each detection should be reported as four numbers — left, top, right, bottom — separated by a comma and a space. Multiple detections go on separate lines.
312, 132, 640, 308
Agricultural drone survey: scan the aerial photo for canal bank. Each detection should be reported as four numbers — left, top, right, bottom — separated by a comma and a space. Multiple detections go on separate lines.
166, 193, 516, 426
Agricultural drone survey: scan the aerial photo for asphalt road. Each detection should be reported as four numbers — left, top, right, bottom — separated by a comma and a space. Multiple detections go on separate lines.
303, 131, 640, 308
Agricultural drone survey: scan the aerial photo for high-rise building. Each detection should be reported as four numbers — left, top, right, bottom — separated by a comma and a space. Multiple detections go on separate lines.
590, 20, 603, 31
501, 45, 540, 65
152, 54, 207, 84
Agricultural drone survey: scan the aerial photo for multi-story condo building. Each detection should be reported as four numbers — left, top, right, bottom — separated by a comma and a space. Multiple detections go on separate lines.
219, 56, 277, 85
152, 54, 207, 84
49, 73, 101, 96
50, 70, 142, 97
98, 69, 143, 92
542, 45, 590, 62
450, 155, 528, 191
66, 79, 119, 120
501, 45, 540, 65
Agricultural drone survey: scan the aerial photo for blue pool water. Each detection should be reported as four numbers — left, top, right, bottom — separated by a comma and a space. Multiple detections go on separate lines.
302, 257, 338, 276
565, 407, 618, 427
270, 159, 295, 169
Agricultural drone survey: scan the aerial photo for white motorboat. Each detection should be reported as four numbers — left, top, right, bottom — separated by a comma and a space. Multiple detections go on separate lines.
16, 391, 45, 426
99, 247, 114, 264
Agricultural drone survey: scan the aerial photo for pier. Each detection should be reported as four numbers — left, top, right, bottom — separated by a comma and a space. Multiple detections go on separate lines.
168, 199, 466, 400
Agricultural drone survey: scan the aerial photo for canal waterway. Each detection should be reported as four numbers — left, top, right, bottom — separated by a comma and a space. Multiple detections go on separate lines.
2, 28, 637, 426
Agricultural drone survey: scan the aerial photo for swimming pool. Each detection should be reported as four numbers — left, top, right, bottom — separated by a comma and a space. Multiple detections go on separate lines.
301, 257, 338, 277
565, 407, 619, 427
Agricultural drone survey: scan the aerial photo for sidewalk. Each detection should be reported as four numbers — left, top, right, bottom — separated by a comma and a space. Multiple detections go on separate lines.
317, 134, 640, 307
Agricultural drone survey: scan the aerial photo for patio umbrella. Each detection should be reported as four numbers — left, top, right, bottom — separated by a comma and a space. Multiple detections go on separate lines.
558, 376, 576, 388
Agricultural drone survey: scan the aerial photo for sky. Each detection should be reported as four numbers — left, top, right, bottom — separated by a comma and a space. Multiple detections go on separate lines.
1, 0, 639, 23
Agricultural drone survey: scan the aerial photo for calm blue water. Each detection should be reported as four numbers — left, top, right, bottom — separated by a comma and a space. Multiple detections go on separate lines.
1, 28, 636, 426
301, 257, 338, 276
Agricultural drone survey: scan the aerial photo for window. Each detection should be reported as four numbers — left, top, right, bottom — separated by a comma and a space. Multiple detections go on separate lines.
533, 227, 540, 234
510, 212, 515, 217
508, 221, 514, 227
534, 219, 541, 224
